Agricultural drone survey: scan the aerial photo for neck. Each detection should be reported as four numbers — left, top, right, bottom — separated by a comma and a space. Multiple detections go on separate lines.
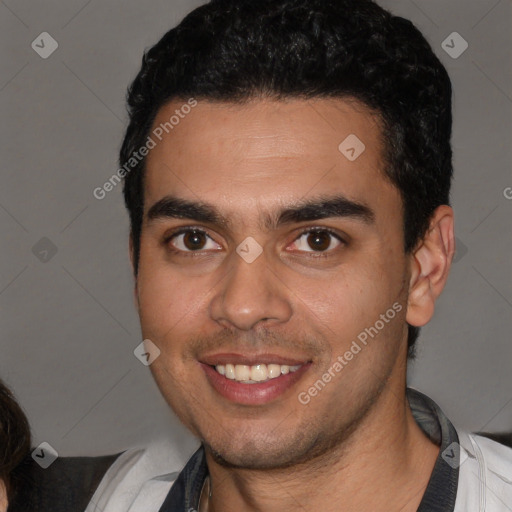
204, 385, 439, 512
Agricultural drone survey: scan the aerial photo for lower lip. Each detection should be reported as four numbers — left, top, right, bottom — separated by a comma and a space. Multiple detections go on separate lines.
200, 363, 311, 405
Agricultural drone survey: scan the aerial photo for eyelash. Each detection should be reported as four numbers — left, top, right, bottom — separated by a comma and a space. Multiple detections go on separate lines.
163, 226, 346, 258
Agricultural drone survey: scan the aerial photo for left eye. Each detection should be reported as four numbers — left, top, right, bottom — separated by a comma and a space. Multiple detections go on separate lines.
291, 230, 343, 252
168, 229, 221, 252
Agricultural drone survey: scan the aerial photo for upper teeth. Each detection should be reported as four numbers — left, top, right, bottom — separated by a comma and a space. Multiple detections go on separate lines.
215, 363, 302, 383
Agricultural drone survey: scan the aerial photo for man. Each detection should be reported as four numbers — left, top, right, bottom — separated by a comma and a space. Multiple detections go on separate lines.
11, 0, 512, 510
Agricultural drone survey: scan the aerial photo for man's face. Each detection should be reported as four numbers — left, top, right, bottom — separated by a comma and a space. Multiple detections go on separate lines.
134, 98, 411, 469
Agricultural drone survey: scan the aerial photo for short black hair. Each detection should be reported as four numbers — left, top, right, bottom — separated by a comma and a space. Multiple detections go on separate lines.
121, 0, 453, 358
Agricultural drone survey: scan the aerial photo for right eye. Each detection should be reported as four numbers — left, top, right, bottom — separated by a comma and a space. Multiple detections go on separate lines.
165, 228, 222, 253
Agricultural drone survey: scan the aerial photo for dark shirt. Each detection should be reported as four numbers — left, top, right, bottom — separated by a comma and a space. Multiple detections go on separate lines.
8, 452, 122, 512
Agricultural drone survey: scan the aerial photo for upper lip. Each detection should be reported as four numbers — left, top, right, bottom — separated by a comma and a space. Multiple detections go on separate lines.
199, 353, 310, 367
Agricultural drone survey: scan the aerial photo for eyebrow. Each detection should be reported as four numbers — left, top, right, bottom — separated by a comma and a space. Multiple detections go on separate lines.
146, 194, 375, 231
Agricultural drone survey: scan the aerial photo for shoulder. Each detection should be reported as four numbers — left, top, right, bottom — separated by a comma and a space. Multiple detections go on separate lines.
83, 436, 199, 512
8, 451, 123, 512
455, 430, 512, 511
9, 436, 198, 512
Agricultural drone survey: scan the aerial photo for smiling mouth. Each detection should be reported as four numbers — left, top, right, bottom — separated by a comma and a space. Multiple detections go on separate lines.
200, 356, 312, 405
213, 363, 303, 384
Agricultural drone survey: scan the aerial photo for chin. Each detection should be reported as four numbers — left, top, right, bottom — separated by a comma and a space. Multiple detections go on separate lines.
208, 444, 305, 470
203, 426, 332, 470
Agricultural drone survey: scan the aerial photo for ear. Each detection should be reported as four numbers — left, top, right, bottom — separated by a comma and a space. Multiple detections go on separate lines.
406, 205, 455, 328
129, 232, 139, 311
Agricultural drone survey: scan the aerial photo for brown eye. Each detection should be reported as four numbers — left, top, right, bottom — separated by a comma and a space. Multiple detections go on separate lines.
292, 229, 343, 253
182, 230, 207, 250
306, 231, 332, 251
168, 229, 221, 252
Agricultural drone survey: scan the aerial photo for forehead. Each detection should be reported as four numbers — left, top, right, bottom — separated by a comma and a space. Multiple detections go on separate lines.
143, 97, 399, 225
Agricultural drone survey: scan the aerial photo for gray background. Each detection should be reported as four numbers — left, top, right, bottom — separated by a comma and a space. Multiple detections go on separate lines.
1, 0, 511, 457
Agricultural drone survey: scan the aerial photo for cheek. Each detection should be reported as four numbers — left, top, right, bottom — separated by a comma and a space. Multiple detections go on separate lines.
136, 259, 218, 358
299, 266, 382, 324
136, 257, 191, 336
296, 263, 404, 360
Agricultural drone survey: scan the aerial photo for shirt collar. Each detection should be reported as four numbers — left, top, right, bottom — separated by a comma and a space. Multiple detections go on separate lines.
408, 387, 459, 512
158, 387, 459, 512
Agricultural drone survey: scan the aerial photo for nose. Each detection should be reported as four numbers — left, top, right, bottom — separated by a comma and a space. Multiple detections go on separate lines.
209, 247, 293, 331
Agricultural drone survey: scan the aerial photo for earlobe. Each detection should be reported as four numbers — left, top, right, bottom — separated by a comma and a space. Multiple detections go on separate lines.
406, 205, 455, 328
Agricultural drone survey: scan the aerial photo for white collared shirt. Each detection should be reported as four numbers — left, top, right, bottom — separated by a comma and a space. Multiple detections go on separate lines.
85, 411, 512, 512
84, 435, 199, 512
